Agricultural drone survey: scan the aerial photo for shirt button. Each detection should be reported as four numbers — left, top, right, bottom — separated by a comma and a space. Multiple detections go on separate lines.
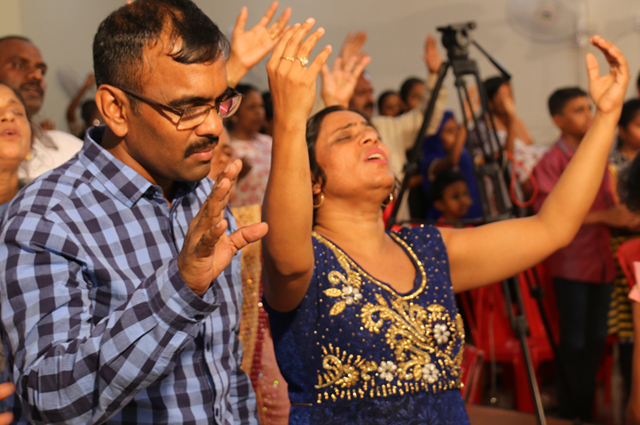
194, 314, 204, 321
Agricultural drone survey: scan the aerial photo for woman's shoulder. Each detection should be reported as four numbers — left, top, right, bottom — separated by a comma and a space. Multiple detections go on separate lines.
392, 225, 448, 262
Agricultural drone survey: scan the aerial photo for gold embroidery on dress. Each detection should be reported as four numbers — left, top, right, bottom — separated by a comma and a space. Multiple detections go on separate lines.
312, 231, 427, 300
311, 231, 462, 402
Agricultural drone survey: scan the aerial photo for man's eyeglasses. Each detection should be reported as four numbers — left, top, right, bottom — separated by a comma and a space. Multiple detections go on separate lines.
117, 86, 243, 130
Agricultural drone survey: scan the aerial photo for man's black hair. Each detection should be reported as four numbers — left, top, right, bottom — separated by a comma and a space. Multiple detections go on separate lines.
547, 87, 588, 117
399, 77, 424, 104
616, 98, 640, 148
377, 90, 397, 114
93, 0, 228, 95
262, 91, 273, 121
430, 169, 467, 203
0, 35, 33, 46
234, 84, 259, 97
483, 76, 507, 103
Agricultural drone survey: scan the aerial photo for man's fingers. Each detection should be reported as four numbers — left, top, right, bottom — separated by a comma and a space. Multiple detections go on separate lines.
216, 158, 243, 186
320, 63, 331, 82
257, 1, 279, 28
333, 57, 343, 73
232, 6, 248, 38
194, 219, 228, 258
228, 222, 269, 251
268, 6, 291, 35
353, 31, 367, 49
353, 55, 371, 79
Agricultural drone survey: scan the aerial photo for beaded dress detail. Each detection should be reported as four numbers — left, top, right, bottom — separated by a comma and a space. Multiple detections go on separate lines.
267, 225, 469, 424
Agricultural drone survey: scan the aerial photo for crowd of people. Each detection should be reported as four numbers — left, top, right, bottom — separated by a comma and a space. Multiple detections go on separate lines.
0, 0, 639, 424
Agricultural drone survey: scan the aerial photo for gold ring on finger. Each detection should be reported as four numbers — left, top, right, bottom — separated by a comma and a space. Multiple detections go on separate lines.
281, 56, 295, 62
270, 32, 278, 39
296, 56, 309, 67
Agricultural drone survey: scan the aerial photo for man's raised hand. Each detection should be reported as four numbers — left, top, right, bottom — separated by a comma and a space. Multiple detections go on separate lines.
226, 2, 292, 86
178, 159, 268, 296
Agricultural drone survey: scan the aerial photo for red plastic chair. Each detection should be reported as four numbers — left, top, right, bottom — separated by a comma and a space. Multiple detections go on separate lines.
617, 237, 640, 288
460, 344, 484, 407
463, 270, 554, 413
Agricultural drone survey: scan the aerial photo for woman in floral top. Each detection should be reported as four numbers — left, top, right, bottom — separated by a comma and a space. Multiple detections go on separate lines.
227, 84, 273, 207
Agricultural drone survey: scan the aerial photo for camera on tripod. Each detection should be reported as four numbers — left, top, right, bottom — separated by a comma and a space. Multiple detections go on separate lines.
437, 21, 476, 59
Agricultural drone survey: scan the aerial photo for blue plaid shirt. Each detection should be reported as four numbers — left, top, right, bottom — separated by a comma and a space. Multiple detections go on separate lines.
0, 126, 257, 425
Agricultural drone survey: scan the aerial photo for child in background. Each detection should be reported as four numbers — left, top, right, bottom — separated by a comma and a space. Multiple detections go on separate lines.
430, 169, 473, 227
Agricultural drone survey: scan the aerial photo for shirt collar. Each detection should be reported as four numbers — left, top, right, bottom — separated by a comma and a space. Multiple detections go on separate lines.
80, 125, 199, 207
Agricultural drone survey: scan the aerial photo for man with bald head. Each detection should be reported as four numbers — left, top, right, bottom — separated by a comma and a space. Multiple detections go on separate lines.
0, 36, 82, 181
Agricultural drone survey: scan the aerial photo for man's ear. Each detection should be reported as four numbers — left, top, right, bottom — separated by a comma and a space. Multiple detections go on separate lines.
551, 114, 564, 130
95, 85, 130, 138
433, 199, 445, 212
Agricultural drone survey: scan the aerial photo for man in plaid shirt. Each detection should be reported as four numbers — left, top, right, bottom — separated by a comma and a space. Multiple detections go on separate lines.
0, 0, 272, 423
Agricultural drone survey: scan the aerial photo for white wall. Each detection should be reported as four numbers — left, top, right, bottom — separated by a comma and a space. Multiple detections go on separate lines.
5, 0, 640, 144
0, 0, 22, 35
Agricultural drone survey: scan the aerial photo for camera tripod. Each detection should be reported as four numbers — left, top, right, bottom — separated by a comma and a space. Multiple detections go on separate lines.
386, 22, 580, 425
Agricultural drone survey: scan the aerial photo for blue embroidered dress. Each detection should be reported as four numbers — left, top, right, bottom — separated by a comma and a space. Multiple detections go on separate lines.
267, 225, 469, 424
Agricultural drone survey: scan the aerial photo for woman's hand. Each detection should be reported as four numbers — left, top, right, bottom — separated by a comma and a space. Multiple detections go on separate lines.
226, 2, 292, 87
586, 35, 629, 116
320, 54, 371, 108
267, 19, 332, 125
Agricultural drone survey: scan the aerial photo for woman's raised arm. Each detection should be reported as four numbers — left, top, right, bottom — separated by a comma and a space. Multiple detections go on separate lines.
440, 36, 631, 292
262, 20, 332, 312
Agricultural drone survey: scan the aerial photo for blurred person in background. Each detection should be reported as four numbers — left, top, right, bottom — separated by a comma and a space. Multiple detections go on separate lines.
227, 83, 272, 207
0, 36, 82, 182
377, 90, 401, 117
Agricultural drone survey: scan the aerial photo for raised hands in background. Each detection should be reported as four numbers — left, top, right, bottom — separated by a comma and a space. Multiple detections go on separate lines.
424, 34, 443, 74
226, 1, 292, 87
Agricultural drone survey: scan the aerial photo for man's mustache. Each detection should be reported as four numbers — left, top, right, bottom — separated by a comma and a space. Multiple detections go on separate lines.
19, 82, 44, 97
184, 137, 218, 158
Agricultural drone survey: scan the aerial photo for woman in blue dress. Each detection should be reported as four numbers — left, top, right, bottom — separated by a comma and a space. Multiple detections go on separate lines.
261, 21, 629, 424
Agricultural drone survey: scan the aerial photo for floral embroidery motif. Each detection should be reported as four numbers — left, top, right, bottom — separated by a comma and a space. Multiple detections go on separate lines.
422, 363, 440, 384
342, 285, 363, 305
434, 324, 451, 345
377, 361, 397, 382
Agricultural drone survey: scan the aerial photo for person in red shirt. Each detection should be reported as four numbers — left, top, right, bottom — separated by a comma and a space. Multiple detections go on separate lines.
533, 87, 640, 421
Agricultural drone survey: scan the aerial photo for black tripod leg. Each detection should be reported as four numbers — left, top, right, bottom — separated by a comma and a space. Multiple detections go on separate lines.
524, 269, 582, 424
386, 61, 450, 230
502, 277, 547, 425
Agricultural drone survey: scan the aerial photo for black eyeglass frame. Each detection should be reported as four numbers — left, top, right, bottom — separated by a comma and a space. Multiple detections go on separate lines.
116, 86, 243, 129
